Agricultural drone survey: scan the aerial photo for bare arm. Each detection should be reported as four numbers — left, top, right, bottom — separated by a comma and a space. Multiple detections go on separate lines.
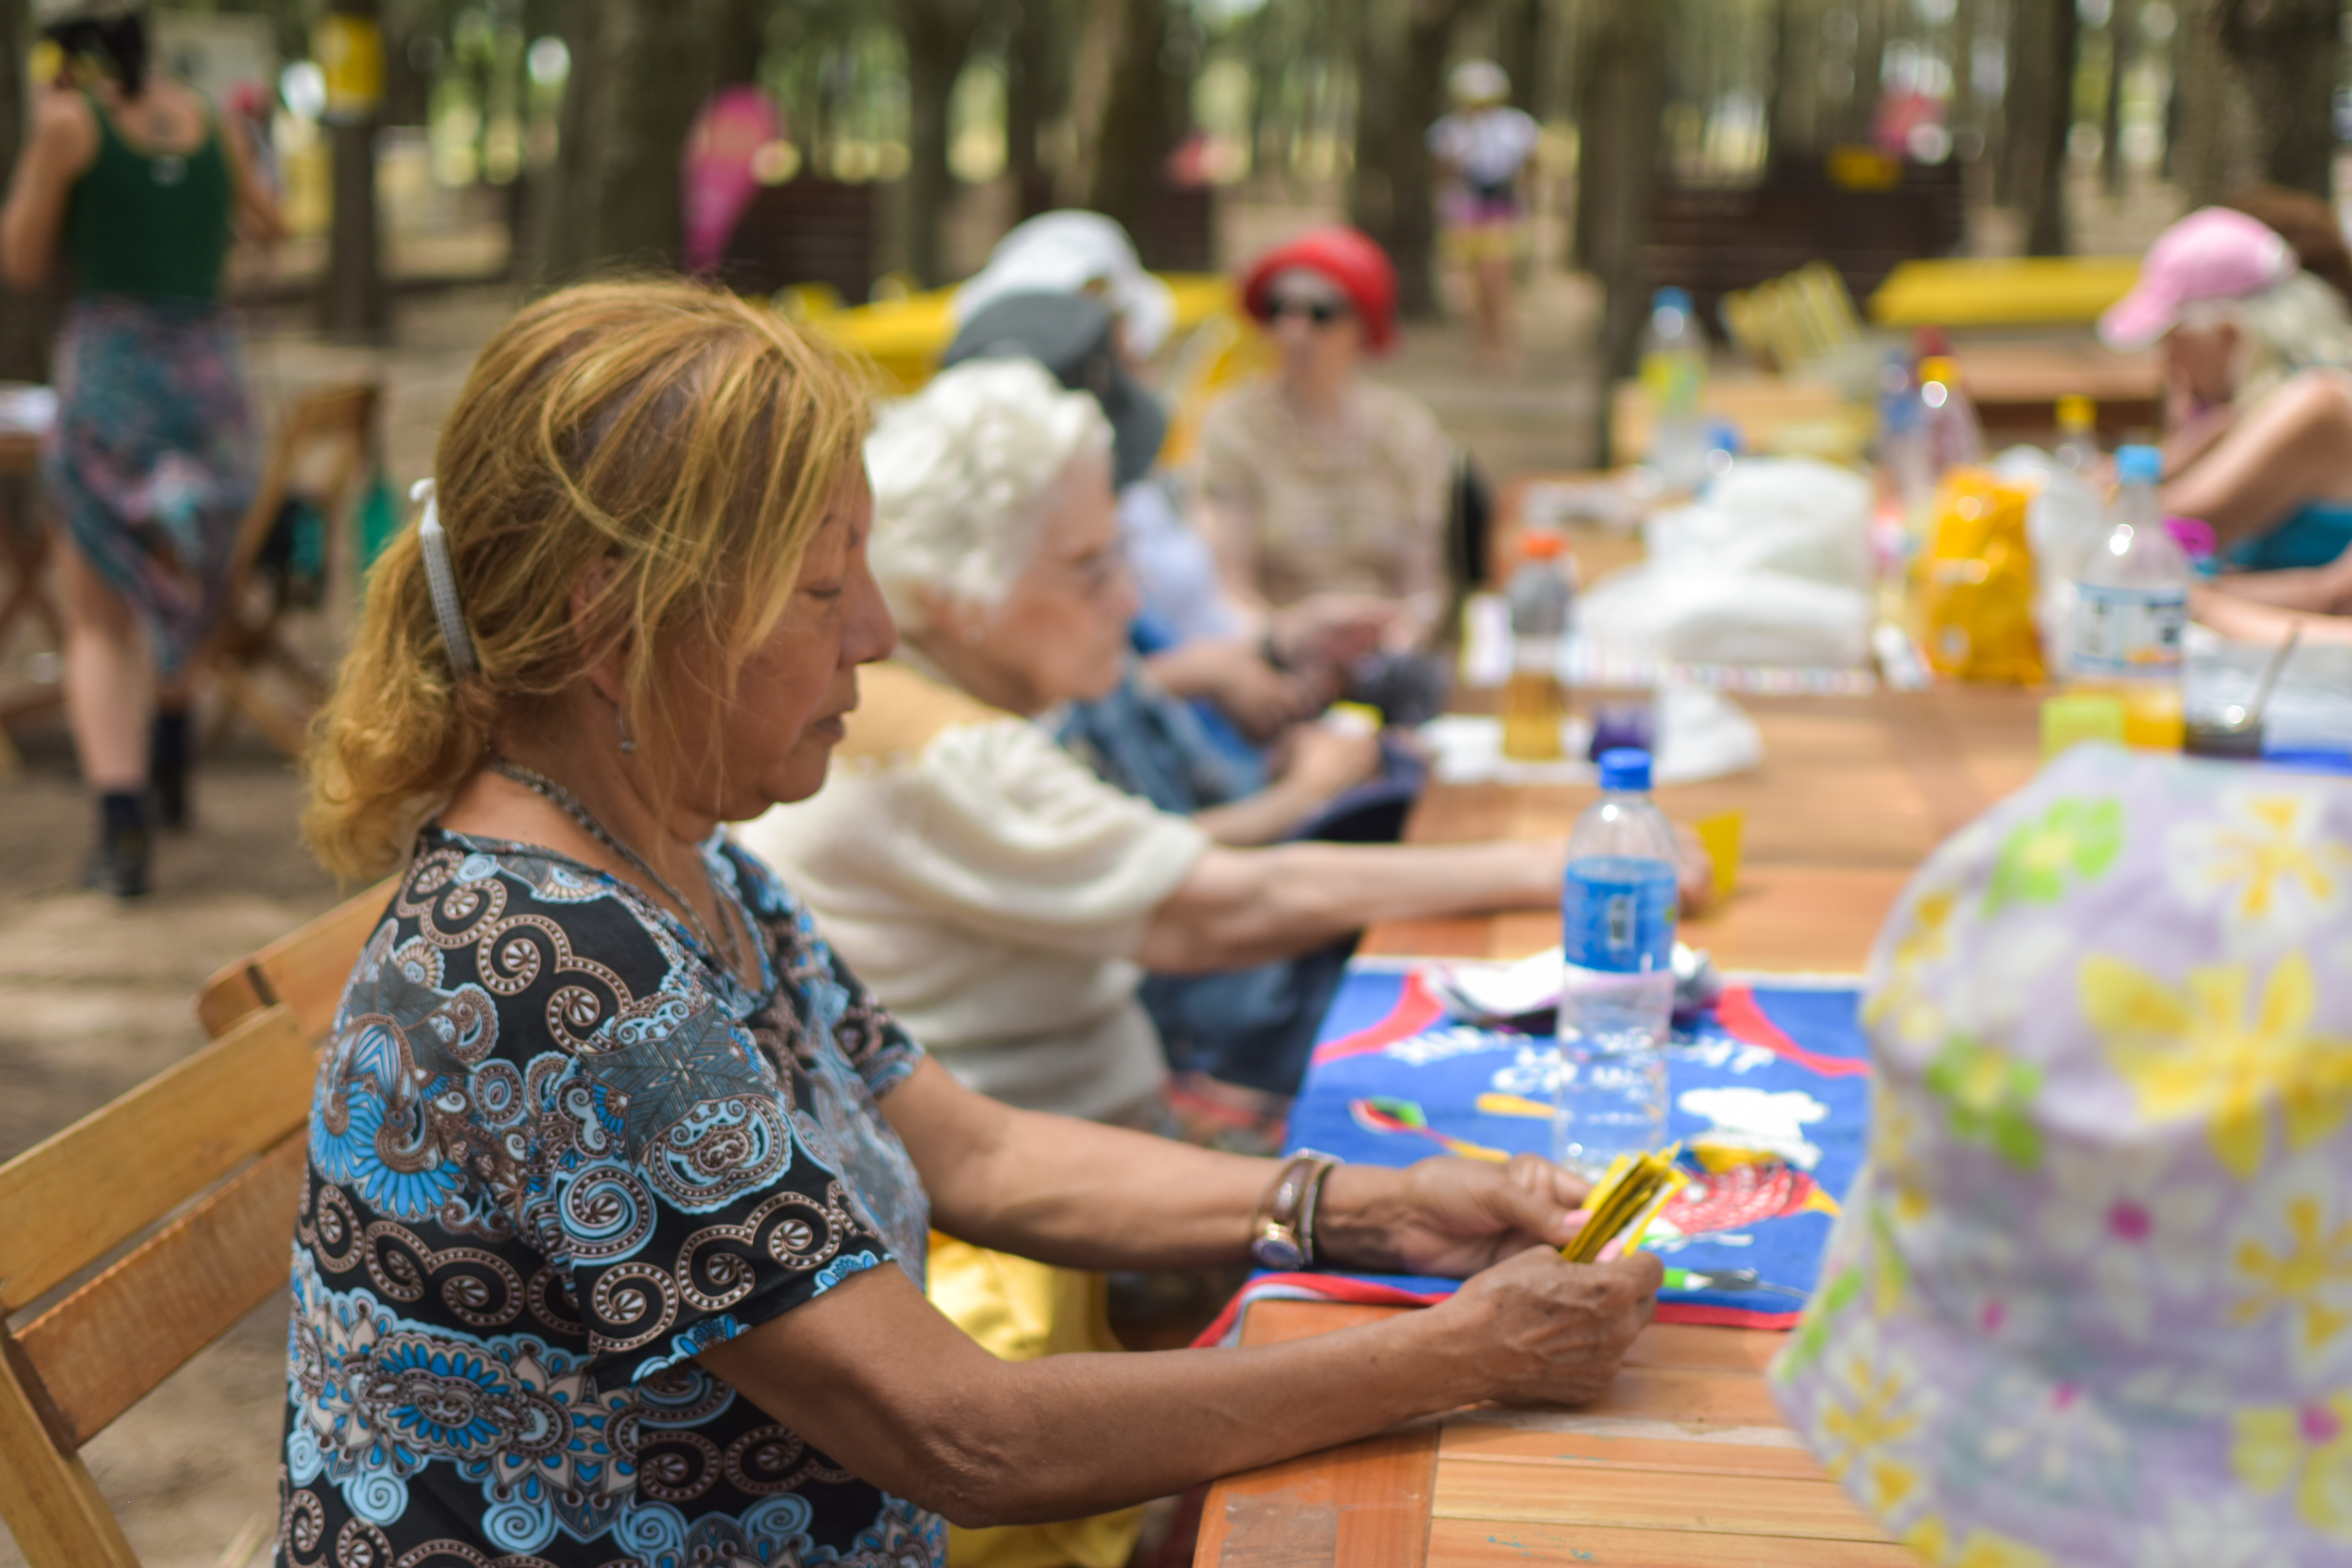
2192, 582, 2352, 646
1196, 493, 1274, 628
218, 105, 284, 245
1191, 726, 1381, 847
0, 91, 95, 291
1137, 837, 1563, 974
701, 1058, 1654, 1527
699, 1241, 1656, 1528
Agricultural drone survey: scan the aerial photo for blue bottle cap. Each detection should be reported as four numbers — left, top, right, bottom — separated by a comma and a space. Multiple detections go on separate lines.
1598, 747, 1653, 792
1651, 287, 1693, 315
2116, 444, 2163, 485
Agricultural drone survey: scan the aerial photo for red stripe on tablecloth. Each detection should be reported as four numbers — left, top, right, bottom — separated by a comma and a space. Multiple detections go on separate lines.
1714, 984, 1871, 1078
1310, 970, 1450, 1065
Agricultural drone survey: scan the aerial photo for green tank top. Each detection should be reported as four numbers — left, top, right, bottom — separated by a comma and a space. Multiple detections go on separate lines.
63, 91, 234, 304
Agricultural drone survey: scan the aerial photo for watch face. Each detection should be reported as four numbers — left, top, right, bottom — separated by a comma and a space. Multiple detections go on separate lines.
1252, 1233, 1306, 1270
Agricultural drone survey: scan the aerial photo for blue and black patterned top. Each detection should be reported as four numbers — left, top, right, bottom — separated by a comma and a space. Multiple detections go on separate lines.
276, 826, 940, 1568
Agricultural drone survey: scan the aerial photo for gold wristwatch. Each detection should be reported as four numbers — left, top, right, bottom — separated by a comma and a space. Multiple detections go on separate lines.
1249, 1150, 1340, 1270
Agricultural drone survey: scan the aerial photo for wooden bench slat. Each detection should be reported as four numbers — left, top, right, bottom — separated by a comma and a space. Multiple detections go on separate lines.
15, 1134, 307, 1449
1427, 1517, 1913, 1566
0, 1004, 314, 1312
0, 1337, 139, 1568
194, 880, 389, 1040
1433, 1463, 1887, 1541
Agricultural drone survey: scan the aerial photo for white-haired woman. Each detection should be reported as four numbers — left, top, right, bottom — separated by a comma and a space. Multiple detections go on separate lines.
736, 356, 1621, 1122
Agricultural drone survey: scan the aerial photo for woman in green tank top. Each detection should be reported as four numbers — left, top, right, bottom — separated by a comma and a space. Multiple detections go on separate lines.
0, 3, 280, 896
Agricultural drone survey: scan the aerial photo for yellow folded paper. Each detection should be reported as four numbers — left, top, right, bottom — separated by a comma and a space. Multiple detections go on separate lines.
1561, 1145, 1688, 1265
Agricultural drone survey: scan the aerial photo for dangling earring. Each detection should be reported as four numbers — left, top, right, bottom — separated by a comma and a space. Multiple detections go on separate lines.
617, 708, 637, 755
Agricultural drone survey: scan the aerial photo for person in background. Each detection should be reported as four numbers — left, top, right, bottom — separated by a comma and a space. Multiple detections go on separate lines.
2099, 206, 2352, 571
956, 210, 1351, 751
1197, 226, 1454, 679
944, 291, 1397, 843
0, 1, 280, 895
1427, 59, 1541, 372
294, 277, 1662, 1568
741, 356, 1711, 1129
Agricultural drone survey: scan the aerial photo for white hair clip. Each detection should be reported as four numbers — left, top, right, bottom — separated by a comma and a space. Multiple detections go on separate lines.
413, 478, 477, 677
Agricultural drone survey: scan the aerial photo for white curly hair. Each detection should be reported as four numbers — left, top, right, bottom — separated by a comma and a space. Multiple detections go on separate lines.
864, 356, 1112, 632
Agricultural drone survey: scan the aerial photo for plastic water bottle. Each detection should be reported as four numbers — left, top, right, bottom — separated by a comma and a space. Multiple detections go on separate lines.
1553, 748, 1678, 1177
2052, 393, 2100, 474
1641, 288, 1709, 495
1501, 531, 1574, 761
2070, 444, 2188, 751
1915, 355, 1984, 479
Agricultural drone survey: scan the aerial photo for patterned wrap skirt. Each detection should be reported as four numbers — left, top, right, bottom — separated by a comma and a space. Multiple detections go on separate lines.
44, 294, 258, 676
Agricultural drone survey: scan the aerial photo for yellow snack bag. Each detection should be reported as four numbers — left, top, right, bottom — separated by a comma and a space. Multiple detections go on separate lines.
1918, 467, 2045, 684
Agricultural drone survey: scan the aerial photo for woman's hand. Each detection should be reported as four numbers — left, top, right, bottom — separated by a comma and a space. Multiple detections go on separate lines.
1438, 1245, 1664, 1407
1315, 1154, 1593, 1278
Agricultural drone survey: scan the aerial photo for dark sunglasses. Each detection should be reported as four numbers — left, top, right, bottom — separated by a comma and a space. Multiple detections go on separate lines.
1264, 296, 1351, 327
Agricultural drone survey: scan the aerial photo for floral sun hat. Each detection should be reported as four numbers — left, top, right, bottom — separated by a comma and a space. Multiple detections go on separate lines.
1772, 744, 2352, 1568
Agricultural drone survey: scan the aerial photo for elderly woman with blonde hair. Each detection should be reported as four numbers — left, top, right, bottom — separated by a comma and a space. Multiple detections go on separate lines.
289, 279, 1660, 1568
740, 355, 1613, 1122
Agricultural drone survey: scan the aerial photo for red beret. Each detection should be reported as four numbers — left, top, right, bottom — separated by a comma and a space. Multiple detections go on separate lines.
1239, 225, 1400, 353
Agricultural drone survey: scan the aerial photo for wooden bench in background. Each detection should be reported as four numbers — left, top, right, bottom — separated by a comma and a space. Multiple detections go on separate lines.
0, 881, 387, 1567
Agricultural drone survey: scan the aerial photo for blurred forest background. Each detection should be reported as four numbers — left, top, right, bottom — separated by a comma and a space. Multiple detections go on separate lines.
0, 0, 2343, 369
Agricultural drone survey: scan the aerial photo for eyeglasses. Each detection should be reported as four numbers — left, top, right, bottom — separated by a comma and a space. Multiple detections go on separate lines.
1264, 296, 1351, 327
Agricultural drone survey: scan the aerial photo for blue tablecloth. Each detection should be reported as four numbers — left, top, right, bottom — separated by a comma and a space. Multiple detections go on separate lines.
1212, 961, 1874, 1336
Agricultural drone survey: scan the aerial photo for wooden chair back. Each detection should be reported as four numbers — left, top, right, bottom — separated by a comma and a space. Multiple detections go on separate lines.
0, 880, 390, 1568
203, 383, 382, 757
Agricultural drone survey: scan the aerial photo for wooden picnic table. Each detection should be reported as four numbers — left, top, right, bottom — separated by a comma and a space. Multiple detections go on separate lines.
1195, 632, 2045, 1564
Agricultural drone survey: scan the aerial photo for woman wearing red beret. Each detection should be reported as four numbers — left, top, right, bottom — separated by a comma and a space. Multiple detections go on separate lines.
1195, 227, 1454, 678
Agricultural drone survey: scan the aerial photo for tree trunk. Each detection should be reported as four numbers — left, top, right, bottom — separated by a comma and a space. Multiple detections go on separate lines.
1490, 0, 1543, 112
2172, 0, 2261, 204
1005, 0, 1065, 218
1350, 0, 1470, 321
2006, 0, 2078, 256
2101, 0, 2134, 195
527, 0, 715, 282
898, 0, 986, 287
2216, 0, 2340, 198
321, 0, 390, 342
0, 0, 53, 383
708, 0, 770, 88
1574, 0, 1664, 383
1081, 0, 1188, 267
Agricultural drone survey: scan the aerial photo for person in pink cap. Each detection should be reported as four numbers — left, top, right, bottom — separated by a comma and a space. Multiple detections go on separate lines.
1196, 227, 1454, 670
2102, 207, 2352, 598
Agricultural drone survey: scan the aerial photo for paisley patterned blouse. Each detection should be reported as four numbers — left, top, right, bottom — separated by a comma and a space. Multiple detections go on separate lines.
276, 827, 940, 1568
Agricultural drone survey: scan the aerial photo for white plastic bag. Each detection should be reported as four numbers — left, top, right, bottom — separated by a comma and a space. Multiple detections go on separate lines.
1577, 563, 1871, 669
1644, 457, 1875, 590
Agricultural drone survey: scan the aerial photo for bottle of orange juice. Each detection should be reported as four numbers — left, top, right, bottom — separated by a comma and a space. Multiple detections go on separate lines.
2068, 445, 2187, 750
1501, 531, 1574, 761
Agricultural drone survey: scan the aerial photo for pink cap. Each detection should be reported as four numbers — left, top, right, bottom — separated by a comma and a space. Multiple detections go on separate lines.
2099, 207, 2298, 350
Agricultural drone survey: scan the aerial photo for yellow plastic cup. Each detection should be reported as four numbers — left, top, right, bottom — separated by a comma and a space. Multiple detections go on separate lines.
1695, 811, 1745, 900
2042, 693, 2127, 759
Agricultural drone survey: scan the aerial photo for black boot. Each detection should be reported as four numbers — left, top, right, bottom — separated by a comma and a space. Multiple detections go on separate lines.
86, 790, 151, 898
149, 708, 192, 830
